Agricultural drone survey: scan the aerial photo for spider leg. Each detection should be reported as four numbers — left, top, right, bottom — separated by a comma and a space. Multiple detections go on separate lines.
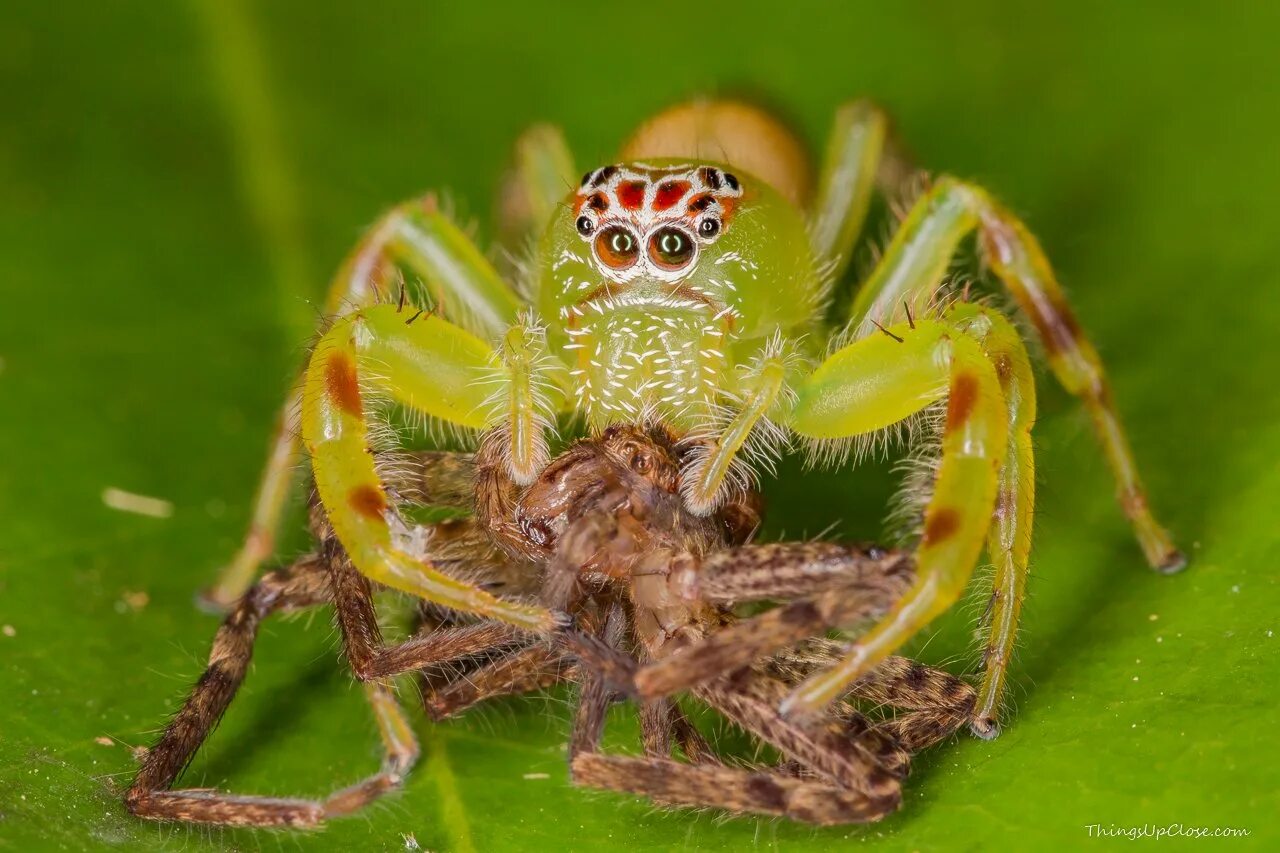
302, 305, 559, 632
126, 555, 418, 827
495, 123, 577, 254
847, 656, 977, 751
562, 580, 908, 824
844, 176, 1183, 571
809, 99, 914, 283
319, 681, 421, 819
681, 345, 792, 514
770, 644, 977, 752
783, 318, 1008, 717
568, 602, 628, 760
206, 194, 528, 608
324, 540, 534, 680
571, 667, 906, 825
944, 303, 1037, 737
696, 669, 909, 797
421, 643, 574, 721
564, 598, 900, 824
630, 542, 914, 699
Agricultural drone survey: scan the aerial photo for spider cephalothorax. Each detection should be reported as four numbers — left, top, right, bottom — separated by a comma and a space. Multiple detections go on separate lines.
539, 160, 821, 426
201, 99, 1183, 761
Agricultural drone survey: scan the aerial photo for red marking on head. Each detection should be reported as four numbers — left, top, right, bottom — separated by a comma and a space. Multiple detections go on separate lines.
617, 181, 646, 210
325, 351, 362, 417
922, 508, 961, 546
348, 484, 388, 519
652, 181, 691, 211
946, 372, 980, 431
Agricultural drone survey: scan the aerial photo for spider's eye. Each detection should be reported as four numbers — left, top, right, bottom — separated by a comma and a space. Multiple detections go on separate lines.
648, 226, 696, 271
594, 226, 640, 270
698, 217, 721, 239
630, 449, 652, 474
575, 215, 594, 236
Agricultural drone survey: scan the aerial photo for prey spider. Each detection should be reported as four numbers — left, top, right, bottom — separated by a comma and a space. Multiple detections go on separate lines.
205, 98, 1180, 727
128, 426, 976, 826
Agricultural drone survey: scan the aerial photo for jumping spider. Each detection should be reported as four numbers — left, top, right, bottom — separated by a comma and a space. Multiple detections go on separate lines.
128, 426, 975, 826
133, 98, 1183, 825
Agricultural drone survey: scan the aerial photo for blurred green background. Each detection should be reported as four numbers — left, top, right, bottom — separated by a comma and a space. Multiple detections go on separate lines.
2, 1, 1278, 850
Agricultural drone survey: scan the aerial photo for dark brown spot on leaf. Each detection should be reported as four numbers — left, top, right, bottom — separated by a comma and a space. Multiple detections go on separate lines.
325, 351, 362, 417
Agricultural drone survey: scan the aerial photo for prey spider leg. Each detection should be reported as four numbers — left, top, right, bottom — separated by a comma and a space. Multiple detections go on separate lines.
570, 667, 909, 826
420, 641, 574, 721
562, 592, 908, 825
126, 555, 420, 828
628, 541, 916, 700
130, 496, 547, 828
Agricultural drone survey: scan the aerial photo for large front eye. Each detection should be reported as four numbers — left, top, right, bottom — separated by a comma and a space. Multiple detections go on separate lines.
595, 225, 640, 270
648, 226, 695, 271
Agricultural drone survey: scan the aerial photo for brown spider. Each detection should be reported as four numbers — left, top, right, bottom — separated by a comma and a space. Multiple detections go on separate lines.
126, 426, 973, 827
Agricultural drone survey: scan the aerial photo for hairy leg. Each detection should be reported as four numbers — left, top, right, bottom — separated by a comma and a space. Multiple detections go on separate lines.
786, 318, 1009, 716
127, 555, 419, 827
809, 99, 913, 283
844, 176, 1182, 571
302, 306, 557, 631
325, 540, 534, 681
632, 542, 914, 699
696, 669, 908, 798
945, 303, 1037, 737
770, 642, 977, 752
206, 192, 528, 607
422, 643, 573, 721
495, 123, 577, 254
570, 668, 906, 825
564, 603, 909, 824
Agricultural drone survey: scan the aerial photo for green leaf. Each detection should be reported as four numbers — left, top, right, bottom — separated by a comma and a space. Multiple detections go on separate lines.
2, 1, 1276, 849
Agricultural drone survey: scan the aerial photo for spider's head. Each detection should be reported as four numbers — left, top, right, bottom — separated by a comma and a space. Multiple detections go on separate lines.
568, 163, 743, 286
536, 160, 820, 339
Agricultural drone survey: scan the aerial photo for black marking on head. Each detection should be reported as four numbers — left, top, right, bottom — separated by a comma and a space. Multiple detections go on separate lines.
587, 193, 608, 212
700, 167, 722, 190
722, 171, 740, 191
591, 165, 618, 188
688, 195, 716, 213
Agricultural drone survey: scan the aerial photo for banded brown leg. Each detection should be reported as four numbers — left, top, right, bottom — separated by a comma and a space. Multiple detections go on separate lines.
127, 555, 420, 827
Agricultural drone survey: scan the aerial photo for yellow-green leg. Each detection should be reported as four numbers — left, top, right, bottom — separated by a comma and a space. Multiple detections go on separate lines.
496, 123, 577, 254
808, 99, 903, 283
301, 304, 556, 633
682, 344, 793, 514
783, 318, 1009, 717
205, 195, 529, 608
846, 177, 1183, 572
945, 303, 1037, 738
683, 100, 910, 514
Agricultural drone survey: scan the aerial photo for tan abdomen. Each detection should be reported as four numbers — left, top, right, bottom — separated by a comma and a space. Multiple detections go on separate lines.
619, 100, 813, 208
